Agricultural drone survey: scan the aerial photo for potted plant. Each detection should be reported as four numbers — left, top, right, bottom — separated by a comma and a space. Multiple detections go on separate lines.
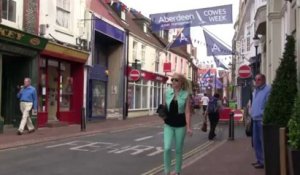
0, 117, 4, 134
263, 35, 297, 175
287, 93, 300, 175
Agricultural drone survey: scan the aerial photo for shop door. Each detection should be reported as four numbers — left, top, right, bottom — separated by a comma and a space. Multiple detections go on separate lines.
47, 61, 59, 121
89, 80, 106, 119
1, 56, 30, 125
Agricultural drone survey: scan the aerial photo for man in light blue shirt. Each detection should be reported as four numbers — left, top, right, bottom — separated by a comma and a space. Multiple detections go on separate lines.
16, 77, 37, 135
250, 74, 271, 169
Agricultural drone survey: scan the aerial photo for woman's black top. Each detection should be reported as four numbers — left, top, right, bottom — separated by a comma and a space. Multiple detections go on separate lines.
164, 99, 186, 127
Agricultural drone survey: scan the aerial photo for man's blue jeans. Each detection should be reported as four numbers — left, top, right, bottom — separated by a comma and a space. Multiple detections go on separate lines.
253, 120, 264, 165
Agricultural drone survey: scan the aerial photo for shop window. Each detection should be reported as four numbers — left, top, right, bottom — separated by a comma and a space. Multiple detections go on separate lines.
92, 80, 105, 116
135, 84, 141, 109
59, 62, 72, 111
56, 0, 70, 29
2, 0, 16, 22
38, 59, 47, 112
129, 80, 149, 110
142, 81, 148, 108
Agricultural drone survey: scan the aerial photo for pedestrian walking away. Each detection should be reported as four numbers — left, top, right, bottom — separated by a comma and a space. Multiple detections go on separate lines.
201, 93, 209, 116
204, 93, 222, 140
162, 73, 193, 175
16, 77, 37, 135
250, 73, 271, 169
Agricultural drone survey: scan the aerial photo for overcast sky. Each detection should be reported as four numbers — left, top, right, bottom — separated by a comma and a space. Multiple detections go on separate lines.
120, 0, 239, 66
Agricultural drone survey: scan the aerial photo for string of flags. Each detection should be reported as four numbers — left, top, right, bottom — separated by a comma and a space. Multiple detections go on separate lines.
103, 0, 142, 15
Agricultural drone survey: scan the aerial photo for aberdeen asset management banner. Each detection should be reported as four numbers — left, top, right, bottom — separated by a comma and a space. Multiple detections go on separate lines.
150, 4, 232, 31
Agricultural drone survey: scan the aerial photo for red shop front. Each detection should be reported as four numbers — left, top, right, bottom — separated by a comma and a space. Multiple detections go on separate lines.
37, 42, 89, 127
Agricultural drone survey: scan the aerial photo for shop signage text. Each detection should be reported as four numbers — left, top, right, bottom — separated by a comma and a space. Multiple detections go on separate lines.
0, 27, 24, 40
0, 24, 48, 50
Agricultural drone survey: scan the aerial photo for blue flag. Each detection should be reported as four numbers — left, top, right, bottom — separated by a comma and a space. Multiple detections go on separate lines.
213, 55, 228, 70
203, 30, 232, 56
170, 27, 192, 48
210, 77, 223, 89
202, 69, 211, 79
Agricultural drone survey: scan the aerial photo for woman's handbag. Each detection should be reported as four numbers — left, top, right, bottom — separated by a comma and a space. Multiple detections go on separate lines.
245, 117, 252, 137
156, 104, 168, 119
201, 122, 207, 132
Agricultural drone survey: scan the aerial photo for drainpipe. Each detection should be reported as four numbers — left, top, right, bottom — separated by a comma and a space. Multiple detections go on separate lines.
123, 29, 130, 120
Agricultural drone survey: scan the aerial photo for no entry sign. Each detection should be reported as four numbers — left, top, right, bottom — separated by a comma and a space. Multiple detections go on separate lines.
238, 65, 251, 78
129, 69, 140, 81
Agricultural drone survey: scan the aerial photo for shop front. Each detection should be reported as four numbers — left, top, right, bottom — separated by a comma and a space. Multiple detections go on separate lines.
0, 24, 47, 126
88, 16, 125, 120
38, 42, 89, 127
127, 66, 168, 117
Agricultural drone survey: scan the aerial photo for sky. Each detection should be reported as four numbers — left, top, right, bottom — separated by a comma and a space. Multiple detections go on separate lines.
120, 0, 239, 68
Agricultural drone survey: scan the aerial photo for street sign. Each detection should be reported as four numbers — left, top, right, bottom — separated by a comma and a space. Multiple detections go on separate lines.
129, 69, 140, 81
238, 65, 251, 78
163, 63, 171, 72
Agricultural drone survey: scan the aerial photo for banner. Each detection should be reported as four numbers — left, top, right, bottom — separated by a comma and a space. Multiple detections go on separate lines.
213, 54, 228, 70
150, 4, 232, 31
170, 27, 192, 48
203, 30, 232, 56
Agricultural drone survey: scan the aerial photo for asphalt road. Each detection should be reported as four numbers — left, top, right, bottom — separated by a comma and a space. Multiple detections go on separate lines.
0, 112, 228, 175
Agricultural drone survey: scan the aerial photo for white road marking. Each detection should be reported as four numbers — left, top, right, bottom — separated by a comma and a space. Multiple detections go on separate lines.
134, 136, 154, 142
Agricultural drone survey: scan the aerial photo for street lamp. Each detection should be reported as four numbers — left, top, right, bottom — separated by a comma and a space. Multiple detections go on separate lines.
253, 35, 260, 76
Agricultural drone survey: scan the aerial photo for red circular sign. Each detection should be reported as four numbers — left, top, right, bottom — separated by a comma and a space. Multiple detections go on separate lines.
129, 69, 140, 81
238, 65, 252, 78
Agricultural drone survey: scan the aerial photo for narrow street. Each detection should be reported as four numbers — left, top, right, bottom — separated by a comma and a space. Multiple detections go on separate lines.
0, 111, 227, 175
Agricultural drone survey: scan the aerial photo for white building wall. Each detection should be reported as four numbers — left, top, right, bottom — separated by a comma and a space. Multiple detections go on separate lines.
39, 0, 90, 45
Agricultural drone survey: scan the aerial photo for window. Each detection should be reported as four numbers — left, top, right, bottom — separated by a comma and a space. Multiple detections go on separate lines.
141, 45, 146, 68
38, 59, 47, 112
129, 79, 148, 110
56, 0, 70, 29
59, 62, 72, 111
155, 50, 160, 72
175, 56, 178, 71
120, 11, 126, 21
133, 41, 137, 60
143, 23, 148, 33
2, 0, 16, 22
180, 59, 183, 73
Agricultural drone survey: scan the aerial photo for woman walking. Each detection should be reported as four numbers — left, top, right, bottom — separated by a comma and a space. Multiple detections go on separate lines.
163, 73, 193, 175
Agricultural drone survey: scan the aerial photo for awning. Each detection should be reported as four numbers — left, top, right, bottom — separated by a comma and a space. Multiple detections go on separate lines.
127, 66, 168, 83
42, 41, 89, 63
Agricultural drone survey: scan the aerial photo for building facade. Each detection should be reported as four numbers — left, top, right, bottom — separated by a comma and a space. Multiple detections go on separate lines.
37, 0, 90, 126
0, 0, 48, 126
86, 0, 126, 120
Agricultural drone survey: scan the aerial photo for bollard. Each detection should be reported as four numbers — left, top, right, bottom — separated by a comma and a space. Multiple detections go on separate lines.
228, 111, 235, 140
81, 107, 86, 132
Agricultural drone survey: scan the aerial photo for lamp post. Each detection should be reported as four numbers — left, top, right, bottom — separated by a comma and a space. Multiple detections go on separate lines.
253, 35, 260, 76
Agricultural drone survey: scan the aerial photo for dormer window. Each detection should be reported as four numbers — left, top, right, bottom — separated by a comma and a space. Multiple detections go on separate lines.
143, 23, 148, 33
121, 10, 126, 21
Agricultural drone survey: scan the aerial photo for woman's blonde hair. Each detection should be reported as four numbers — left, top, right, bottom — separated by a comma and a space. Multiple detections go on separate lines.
173, 73, 191, 92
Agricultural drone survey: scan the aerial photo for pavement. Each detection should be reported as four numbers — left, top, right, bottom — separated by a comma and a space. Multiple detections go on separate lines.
0, 115, 265, 175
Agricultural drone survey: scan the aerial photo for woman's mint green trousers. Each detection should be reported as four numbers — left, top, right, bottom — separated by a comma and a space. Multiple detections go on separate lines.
164, 124, 186, 174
